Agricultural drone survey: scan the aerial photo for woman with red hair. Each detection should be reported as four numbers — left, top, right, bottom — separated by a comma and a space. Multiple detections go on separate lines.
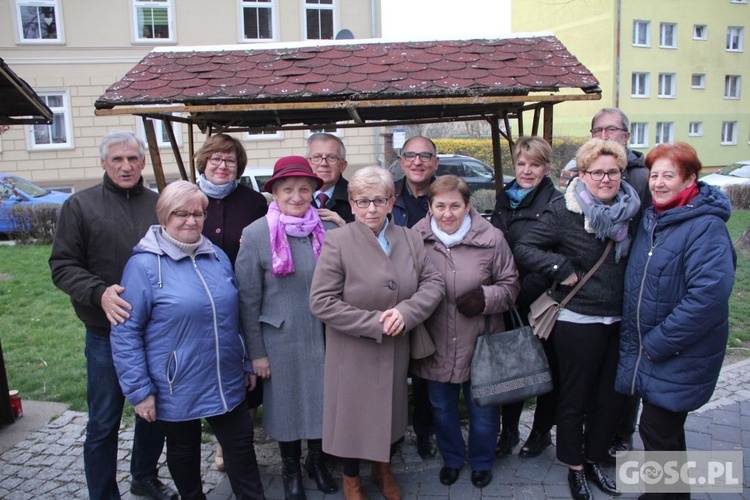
616, 142, 736, 499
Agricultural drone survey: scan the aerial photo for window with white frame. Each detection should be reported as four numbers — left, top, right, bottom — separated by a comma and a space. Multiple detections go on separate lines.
730, 0, 747, 3
16, 0, 63, 43
691, 74, 706, 88
721, 121, 738, 144
307, 126, 342, 138
660, 23, 677, 48
132, 0, 174, 42
240, 0, 276, 41
633, 20, 650, 46
693, 25, 707, 40
244, 130, 284, 141
727, 27, 744, 51
688, 122, 703, 136
658, 73, 676, 98
630, 123, 649, 148
725, 75, 741, 98
305, 0, 334, 40
655, 122, 674, 144
138, 116, 181, 148
631, 72, 650, 97
27, 91, 73, 149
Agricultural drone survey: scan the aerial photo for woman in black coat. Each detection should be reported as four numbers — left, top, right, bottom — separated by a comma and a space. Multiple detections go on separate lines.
490, 136, 562, 459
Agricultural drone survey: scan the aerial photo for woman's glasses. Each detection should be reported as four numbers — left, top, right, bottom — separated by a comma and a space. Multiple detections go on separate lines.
351, 197, 391, 209
208, 155, 237, 168
172, 210, 208, 220
585, 169, 622, 181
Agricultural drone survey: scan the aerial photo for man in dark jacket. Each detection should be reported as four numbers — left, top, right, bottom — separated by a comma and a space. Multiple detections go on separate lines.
49, 131, 176, 500
307, 132, 354, 226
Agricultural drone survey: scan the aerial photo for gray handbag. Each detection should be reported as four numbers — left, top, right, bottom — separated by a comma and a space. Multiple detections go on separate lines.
470, 308, 553, 407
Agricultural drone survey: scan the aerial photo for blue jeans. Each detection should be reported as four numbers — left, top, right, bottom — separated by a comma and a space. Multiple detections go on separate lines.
84, 330, 166, 499
426, 379, 499, 471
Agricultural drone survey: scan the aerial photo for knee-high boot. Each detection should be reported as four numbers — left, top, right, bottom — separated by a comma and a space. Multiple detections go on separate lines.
279, 440, 306, 500
371, 461, 401, 500
304, 439, 337, 493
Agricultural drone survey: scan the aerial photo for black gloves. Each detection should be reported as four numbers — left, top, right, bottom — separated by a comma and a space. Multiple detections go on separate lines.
456, 288, 485, 317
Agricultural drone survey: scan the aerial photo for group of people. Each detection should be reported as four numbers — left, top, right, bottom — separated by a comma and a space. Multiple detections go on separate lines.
49, 104, 736, 500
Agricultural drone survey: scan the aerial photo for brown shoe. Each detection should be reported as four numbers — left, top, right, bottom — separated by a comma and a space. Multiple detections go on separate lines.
342, 474, 367, 500
371, 462, 402, 500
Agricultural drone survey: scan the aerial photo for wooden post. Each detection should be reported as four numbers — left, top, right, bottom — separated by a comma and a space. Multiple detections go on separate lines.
0, 340, 15, 425
142, 117, 166, 192
490, 115, 503, 194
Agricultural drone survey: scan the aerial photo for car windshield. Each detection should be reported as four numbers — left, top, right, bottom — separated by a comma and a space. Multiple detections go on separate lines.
462, 160, 495, 179
718, 163, 750, 178
2, 176, 49, 198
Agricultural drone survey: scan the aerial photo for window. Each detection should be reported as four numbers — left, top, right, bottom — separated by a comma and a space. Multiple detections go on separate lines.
305, 0, 334, 40
631, 72, 650, 97
633, 20, 650, 46
727, 27, 744, 51
307, 126, 342, 138
630, 123, 649, 148
691, 74, 706, 89
244, 130, 284, 141
693, 25, 707, 40
721, 121, 738, 144
132, 0, 174, 42
688, 122, 703, 136
725, 75, 741, 98
660, 23, 677, 48
655, 122, 674, 144
15, 0, 63, 43
240, 0, 276, 41
730, 0, 747, 4
138, 116, 181, 148
27, 91, 73, 149
658, 73, 676, 98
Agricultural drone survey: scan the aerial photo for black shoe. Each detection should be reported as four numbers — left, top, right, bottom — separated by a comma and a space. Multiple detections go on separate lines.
416, 434, 437, 459
130, 478, 179, 500
567, 469, 592, 500
519, 429, 552, 458
439, 466, 460, 486
606, 436, 632, 463
495, 428, 520, 457
471, 470, 492, 488
305, 452, 337, 493
584, 462, 619, 496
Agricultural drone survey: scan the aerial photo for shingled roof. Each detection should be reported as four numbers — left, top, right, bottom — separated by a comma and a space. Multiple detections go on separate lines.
95, 35, 600, 132
0, 57, 53, 125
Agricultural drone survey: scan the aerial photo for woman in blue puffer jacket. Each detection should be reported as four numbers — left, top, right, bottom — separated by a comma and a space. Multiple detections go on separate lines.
616, 143, 736, 485
111, 181, 264, 500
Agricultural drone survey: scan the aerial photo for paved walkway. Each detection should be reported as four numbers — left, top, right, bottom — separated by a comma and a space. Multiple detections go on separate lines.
1, 359, 749, 499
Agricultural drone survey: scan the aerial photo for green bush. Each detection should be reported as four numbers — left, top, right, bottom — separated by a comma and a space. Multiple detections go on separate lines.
726, 184, 750, 210
9, 204, 61, 244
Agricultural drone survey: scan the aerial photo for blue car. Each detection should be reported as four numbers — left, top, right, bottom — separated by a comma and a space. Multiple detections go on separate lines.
0, 173, 70, 234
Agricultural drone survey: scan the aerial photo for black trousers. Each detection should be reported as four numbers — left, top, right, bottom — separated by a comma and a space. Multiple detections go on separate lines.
615, 394, 640, 440
638, 401, 689, 500
554, 320, 625, 466
159, 402, 265, 500
411, 375, 434, 437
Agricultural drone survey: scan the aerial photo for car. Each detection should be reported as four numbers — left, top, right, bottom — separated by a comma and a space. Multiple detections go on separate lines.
559, 158, 578, 189
388, 153, 513, 193
0, 173, 71, 234
239, 166, 274, 202
700, 161, 750, 193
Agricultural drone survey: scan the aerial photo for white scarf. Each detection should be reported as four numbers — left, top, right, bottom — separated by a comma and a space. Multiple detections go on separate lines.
430, 212, 472, 248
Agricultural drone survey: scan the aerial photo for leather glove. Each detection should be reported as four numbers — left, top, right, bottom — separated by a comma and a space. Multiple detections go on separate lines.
456, 288, 485, 317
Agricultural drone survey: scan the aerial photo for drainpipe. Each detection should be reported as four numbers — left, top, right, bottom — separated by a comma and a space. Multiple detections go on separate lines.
371, 0, 381, 166
615, 0, 621, 107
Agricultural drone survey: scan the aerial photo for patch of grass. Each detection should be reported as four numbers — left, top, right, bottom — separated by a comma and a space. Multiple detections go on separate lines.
727, 210, 750, 347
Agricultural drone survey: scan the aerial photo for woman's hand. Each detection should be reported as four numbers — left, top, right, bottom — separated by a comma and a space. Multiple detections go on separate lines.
245, 373, 257, 391
560, 272, 579, 286
134, 395, 156, 422
317, 208, 346, 227
379, 308, 405, 336
252, 357, 271, 379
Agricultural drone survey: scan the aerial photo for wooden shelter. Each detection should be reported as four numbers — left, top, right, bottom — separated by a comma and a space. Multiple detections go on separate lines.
94, 35, 601, 191
0, 57, 53, 126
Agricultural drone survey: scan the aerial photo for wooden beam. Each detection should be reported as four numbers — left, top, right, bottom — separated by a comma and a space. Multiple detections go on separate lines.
489, 115, 503, 195
142, 116, 166, 192
163, 117, 188, 182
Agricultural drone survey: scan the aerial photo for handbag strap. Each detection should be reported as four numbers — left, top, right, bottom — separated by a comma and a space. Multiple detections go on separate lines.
483, 307, 523, 335
558, 240, 614, 309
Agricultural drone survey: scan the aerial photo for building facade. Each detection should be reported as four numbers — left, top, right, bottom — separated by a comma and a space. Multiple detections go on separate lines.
513, 0, 749, 167
0, 0, 382, 191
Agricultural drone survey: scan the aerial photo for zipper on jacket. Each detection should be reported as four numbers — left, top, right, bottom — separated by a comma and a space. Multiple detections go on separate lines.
167, 351, 178, 395
630, 225, 657, 394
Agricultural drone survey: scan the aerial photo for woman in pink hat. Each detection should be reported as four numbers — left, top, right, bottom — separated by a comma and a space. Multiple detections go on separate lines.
235, 156, 338, 500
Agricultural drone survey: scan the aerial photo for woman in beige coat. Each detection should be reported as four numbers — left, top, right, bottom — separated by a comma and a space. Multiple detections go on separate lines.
309, 166, 444, 500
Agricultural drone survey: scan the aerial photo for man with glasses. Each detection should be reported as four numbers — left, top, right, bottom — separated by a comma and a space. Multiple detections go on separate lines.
307, 132, 353, 227
50, 131, 176, 500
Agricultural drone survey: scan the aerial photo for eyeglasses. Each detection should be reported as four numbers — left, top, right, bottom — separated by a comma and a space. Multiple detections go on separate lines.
172, 210, 208, 220
308, 154, 342, 165
584, 169, 622, 181
590, 126, 627, 136
208, 155, 238, 168
401, 152, 435, 162
351, 196, 391, 209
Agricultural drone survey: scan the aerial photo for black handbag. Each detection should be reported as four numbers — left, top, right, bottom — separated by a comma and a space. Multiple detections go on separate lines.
470, 308, 553, 407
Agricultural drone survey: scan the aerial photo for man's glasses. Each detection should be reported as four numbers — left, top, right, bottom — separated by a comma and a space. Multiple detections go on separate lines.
172, 210, 208, 220
590, 126, 627, 136
585, 169, 622, 181
208, 155, 238, 168
351, 196, 391, 209
401, 152, 435, 162
308, 154, 342, 165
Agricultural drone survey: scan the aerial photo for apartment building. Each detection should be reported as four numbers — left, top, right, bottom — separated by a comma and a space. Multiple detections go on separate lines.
513, 0, 749, 167
0, 0, 382, 191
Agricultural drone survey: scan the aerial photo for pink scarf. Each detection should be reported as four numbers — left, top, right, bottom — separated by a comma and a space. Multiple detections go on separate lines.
267, 201, 325, 277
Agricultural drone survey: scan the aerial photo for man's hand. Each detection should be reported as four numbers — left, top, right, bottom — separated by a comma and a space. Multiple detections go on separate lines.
317, 208, 346, 227
101, 284, 132, 325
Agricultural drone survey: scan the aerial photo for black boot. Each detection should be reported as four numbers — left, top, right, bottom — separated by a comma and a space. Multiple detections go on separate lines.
305, 439, 337, 494
279, 440, 306, 500
568, 468, 592, 500
519, 429, 552, 458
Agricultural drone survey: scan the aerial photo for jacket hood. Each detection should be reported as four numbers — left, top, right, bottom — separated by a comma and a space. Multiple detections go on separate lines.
134, 225, 218, 261
415, 206, 497, 248
643, 182, 732, 231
